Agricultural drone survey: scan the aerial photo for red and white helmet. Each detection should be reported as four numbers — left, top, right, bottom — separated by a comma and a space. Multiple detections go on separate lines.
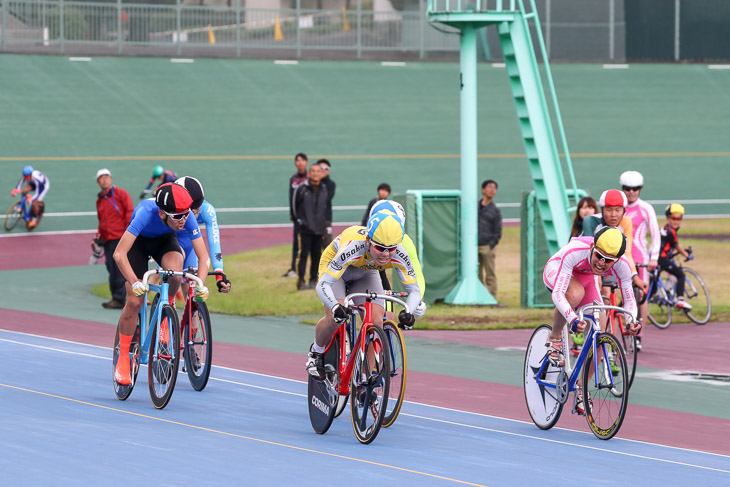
599, 189, 627, 208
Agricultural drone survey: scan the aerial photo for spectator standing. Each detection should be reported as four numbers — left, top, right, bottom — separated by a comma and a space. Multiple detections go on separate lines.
283, 153, 309, 278
95, 169, 134, 309
318, 159, 336, 248
477, 179, 502, 297
361, 183, 391, 226
292, 164, 328, 290
570, 196, 599, 238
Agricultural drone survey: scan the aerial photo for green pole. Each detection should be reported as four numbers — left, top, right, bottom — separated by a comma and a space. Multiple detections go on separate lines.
445, 24, 496, 306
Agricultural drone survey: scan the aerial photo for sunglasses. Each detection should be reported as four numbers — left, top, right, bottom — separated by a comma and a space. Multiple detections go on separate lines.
593, 247, 618, 264
164, 210, 189, 221
670, 216, 683, 221
622, 186, 642, 192
371, 242, 397, 253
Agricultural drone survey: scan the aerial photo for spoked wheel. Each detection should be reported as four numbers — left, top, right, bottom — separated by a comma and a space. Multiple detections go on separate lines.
308, 335, 340, 434
647, 277, 672, 329
113, 318, 141, 401
381, 320, 406, 428
682, 268, 711, 325
618, 320, 637, 389
583, 333, 628, 440
183, 301, 213, 391
350, 325, 390, 444
523, 324, 564, 430
148, 304, 180, 409
4, 202, 22, 232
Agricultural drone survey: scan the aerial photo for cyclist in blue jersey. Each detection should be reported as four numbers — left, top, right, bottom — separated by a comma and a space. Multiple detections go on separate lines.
174, 176, 231, 293
139, 165, 178, 199
11, 165, 50, 228
113, 183, 210, 385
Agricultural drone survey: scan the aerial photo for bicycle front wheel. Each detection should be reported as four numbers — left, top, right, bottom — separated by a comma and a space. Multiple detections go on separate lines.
113, 318, 141, 400
647, 279, 672, 329
350, 325, 390, 444
183, 301, 213, 391
524, 324, 563, 430
583, 333, 628, 440
682, 268, 711, 325
4, 202, 22, 232
148, 304, 180, 409
381, 320, 407, 428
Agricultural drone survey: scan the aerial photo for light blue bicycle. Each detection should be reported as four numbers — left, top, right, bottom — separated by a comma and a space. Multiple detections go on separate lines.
113, 268, 204, 409
524, 303, 630, 440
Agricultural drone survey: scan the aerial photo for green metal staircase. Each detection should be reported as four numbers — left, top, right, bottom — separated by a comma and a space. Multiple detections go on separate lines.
428, 0, 580, 254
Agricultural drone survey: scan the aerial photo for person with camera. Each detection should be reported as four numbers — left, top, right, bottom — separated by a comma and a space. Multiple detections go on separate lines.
94, 169, 134, 309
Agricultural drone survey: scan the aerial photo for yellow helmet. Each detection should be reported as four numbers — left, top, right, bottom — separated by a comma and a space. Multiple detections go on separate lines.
367, 210, 404, 247
665, 203, 685, 217
593, 226, 626, 258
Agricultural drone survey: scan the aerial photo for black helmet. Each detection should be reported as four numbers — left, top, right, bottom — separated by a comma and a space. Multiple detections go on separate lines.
174, 176, 204, 210
155, 182, 192, 214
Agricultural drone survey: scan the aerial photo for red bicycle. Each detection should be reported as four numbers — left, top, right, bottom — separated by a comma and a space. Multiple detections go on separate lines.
308, 291, 408, 444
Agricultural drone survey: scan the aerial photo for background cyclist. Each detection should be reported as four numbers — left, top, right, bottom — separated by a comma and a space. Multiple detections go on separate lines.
621, 170, 660, 348
174, 176, 231, 294
306, 210, 424, 380
542, 227, 639, 414
139, 165, 178, 199
658, 203, 693, 310
11, 165, 49, 228
112, 182, 210, 385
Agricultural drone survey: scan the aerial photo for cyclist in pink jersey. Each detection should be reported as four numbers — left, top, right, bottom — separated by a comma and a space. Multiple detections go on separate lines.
542, 227, 640, 413
621, 171, 660, 349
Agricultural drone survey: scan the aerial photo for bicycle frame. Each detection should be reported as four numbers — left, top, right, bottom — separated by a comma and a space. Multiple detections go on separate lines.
328, 291, 409, 397
137, 269, 203, 365
180, 269, 226, 346
534, 304, 629, 395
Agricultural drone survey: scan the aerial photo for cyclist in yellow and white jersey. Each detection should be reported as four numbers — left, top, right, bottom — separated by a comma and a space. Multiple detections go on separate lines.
306, 209, 424, 380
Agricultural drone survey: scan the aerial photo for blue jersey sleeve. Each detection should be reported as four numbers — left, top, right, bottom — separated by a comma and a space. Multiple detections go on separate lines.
126, 201, 156, 237
184, 213, 202, 240
198, 201, 223, 271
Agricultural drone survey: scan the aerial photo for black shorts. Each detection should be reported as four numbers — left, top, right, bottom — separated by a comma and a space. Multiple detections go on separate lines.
127, 233, 183, 279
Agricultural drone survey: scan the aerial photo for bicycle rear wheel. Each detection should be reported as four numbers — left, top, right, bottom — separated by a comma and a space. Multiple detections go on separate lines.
148, 304, 180, 409
183, 300, 213, 391
4, 202, 22, 232
381, 320, 407, 428
113, 318, 141, 401
647, 277, 672, 329
523, 324, 564, 430
583, 333, 628, 440
350, 325, 390, 444
308, 335, 340, 434
617, 317, 637, 389
681, 268, 711, 325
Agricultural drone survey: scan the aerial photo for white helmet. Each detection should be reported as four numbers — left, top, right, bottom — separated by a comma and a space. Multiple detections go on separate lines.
369, 199, 406, 226
619, 171, 644, 188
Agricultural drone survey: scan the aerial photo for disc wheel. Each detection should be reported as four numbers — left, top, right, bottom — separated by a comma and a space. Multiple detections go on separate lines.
308, 335, 340, 434
350, 325, 390, 444
583, 333, 628, 440
523, 324, 564, 430
183, 301, 213, 391
381, 320, 406, 428
4, 202, 22, 232
681, 268, 711, 325
647, 276, 672, 329
113, 318, 141, 401
148, 304, 180, 409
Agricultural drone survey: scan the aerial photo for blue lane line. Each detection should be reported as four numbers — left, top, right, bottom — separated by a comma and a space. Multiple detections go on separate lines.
2, 330, 729, 487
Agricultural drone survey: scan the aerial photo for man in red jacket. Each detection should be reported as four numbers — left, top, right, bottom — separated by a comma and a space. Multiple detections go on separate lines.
95, 169, 134, 309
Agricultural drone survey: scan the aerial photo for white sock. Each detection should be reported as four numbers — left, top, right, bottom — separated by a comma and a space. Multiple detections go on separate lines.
312, 342, 326, 354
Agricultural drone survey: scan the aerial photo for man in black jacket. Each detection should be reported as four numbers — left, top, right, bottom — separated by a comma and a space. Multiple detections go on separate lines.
283, 153, 309, 278
478, 179, 502, 297
318, 159, 336, 249
292, 164, 329, 290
